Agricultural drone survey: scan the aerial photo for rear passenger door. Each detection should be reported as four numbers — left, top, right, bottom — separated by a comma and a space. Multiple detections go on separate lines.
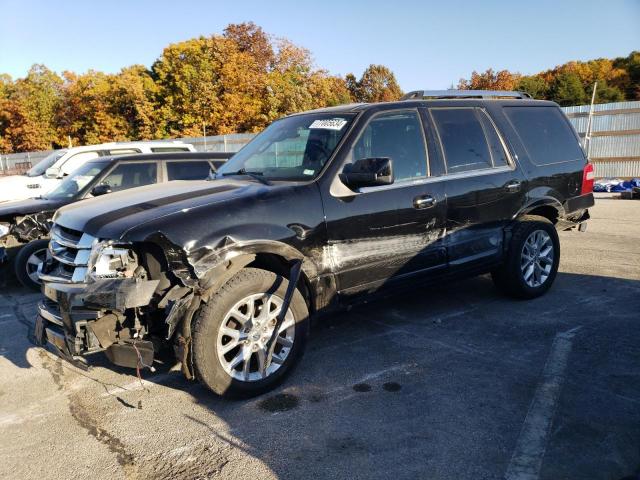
428, 107, 526, 269
164, 160, 213, 181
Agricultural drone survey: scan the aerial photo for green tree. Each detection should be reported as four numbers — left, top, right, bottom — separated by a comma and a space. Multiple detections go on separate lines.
516, 75, 548, 99
549, 71, 587, 106
594, 81, 625, 104
614, 51, 640, 99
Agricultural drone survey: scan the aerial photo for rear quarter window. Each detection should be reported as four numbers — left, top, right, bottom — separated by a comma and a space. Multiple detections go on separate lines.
504, 106, 585, 166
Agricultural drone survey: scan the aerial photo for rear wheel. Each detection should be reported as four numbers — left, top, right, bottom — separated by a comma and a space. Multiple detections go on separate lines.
14, 239, 49, 290
491, 215, 560, 299
192, 267, 309, 398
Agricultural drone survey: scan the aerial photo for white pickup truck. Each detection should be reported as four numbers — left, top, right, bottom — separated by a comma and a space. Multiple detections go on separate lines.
0, 141, 196, 203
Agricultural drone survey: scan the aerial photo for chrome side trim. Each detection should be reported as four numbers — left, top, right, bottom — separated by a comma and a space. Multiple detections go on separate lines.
358, 165, 514, 193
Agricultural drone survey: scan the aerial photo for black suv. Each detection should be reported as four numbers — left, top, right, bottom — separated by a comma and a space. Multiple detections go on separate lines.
36, 91, 594, 397
0, 152, 231, 289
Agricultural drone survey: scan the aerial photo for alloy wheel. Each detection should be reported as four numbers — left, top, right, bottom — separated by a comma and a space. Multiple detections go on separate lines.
520, 229, 554, 288
216, 293, 295, 382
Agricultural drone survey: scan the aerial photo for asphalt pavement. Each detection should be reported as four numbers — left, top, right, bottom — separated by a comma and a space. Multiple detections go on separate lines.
1, 196, 639, 480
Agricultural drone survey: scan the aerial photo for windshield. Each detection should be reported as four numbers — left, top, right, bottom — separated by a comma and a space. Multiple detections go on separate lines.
26, 150, 68, 177
217, 113, 356, 181
43, 160, 108, 200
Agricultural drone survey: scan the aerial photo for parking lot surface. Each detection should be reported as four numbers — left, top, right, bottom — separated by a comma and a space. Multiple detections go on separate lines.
1, 197, 639, 480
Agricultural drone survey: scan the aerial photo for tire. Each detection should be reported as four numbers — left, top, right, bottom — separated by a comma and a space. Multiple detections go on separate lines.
192, 267, 309, 398
14, 239, 49, 291
491, 215, 560, 299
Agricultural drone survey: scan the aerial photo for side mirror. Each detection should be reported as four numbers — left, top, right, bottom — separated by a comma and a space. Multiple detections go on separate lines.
45, 167, 62, 179
339, 157, 394, 189
90, 184, 112, 196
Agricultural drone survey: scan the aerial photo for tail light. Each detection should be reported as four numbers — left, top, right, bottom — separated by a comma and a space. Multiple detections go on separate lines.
581, 163, 594, 195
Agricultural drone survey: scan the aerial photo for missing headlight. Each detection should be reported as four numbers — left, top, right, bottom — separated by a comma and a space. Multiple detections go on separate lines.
92, 245, 138, 278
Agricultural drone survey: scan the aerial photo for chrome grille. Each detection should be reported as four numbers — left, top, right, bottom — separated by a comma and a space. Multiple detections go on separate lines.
43, 224, 96, 283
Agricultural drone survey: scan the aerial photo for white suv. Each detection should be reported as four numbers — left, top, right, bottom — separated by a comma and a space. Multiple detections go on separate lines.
0, 141, 196, 203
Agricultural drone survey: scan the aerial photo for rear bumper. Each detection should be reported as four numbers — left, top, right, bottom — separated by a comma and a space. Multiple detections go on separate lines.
559, 193, 594, 230
564, 192, 595, 216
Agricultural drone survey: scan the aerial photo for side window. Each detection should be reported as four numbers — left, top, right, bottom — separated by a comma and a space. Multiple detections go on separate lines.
431, 108, 493, 174
100, 162, 157, 192
61, 151, 101, 175
504, 106, 585, 165
166, 161, 212, 181
108, 148, 141, 155
351, 110, 428, 182
478, 110, 509, 167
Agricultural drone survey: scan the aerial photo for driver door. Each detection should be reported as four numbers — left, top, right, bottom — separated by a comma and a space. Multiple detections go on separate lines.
321, 108, 447, 297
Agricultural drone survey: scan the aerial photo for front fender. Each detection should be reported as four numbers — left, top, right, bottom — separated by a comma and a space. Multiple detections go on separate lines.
142, 231, 319, 292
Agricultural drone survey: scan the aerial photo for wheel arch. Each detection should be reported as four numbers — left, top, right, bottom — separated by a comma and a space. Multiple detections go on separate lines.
514, 197, 565, 225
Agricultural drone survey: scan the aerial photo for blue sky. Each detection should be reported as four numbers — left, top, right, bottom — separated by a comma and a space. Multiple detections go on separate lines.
1, 0, 639, 89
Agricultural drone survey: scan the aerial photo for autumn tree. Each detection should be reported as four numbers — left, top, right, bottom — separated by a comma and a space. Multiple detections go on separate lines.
111, 65, 163, 140
57, 70, 130, 145
613, 51, 640, 99
0, 65, 63, 152
152, 34, 265, 136
0, 74, 13, 152
346, 65, 403, 102
223, 22, 275, 71
458, 68, 521, 91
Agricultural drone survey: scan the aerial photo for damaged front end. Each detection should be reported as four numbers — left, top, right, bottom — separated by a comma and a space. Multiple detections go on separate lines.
0, 211, 52, 263
35, 223, 254, 377
36, 223, 162, 369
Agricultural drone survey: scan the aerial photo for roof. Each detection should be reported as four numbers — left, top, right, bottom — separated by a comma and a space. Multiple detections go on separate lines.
289, 97, 558, 116
63, 140, 193, 154
88, 151, 235, 164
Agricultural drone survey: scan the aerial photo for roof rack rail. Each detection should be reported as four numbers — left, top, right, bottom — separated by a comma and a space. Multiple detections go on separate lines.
401, 90, 532, 100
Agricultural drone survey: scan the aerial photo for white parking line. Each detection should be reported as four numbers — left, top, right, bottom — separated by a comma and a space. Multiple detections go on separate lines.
504, 326, 582, 480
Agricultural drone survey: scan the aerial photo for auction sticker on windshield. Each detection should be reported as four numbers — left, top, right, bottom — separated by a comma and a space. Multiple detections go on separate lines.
309, 118, 348, 130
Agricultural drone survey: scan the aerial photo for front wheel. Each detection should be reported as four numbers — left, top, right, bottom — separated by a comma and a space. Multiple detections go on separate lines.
192, 267, 309, 398
14, 239, 49, 290
491, 215, 560, 299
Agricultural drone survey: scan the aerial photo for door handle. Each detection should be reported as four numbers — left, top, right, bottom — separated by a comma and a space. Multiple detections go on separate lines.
504, 180, 522, 193
413, 195, 436, 209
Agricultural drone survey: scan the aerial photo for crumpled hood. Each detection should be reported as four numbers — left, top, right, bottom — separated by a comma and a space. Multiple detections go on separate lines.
0, 196, 67, 221
53, 178, 269, 239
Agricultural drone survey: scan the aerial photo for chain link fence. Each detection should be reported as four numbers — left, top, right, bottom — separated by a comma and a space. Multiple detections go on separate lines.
0, 133, 256, 176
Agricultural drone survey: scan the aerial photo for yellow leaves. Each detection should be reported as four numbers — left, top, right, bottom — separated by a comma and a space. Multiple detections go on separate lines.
459, 52, 639, 105
458, 69, 521, 91
348, 65, 403, 103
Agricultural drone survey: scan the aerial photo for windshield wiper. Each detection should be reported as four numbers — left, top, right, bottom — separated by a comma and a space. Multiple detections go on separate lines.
220, 168, 271, 186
